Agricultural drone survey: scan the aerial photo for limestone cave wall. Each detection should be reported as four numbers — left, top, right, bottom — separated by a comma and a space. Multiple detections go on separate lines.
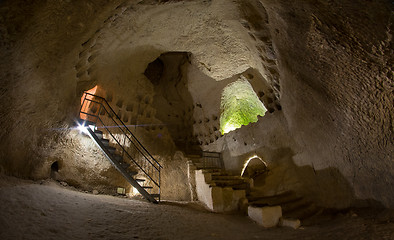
0, 0, 392, 207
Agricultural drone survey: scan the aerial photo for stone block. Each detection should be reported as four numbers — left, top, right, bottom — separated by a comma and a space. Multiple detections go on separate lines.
279, 217, 301, 229
248, 205, 282, 228
195, 170, 246, 212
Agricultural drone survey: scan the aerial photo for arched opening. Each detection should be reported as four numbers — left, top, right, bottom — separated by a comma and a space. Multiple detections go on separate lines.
50, 161, 60, 180
241, 155, 267, 178
220, 76, 267, 134
79, 85, 98, 121
51, 161, 59, 173
241, 155, 268, 189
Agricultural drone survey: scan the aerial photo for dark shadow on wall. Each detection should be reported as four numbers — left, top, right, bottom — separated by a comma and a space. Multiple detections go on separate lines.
145, 52, 199, 154
247, 147, 384, 210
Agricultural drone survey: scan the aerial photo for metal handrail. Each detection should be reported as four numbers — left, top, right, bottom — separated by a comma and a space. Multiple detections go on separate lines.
96, 116, 160, 186
201, 151, 223, 169
82, 92, 162, 169
79, 92, 161, 188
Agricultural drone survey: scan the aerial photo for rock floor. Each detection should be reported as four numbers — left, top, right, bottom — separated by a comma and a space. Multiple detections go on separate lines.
0, 175, 393, 240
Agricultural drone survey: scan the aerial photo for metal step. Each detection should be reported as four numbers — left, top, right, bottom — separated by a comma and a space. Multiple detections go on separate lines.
81, 97, 161, 204
119, 161, 130, 169
100, 139, 109, 147
107, 146, 116, 154
94, 130, 103, 139
127, 170, 138, 176
112, 154, 123, 162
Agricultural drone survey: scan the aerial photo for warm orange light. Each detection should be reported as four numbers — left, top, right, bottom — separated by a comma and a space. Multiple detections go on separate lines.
80, 86, 98, 121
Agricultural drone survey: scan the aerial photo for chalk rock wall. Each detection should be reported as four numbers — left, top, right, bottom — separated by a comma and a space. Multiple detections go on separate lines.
0, 0, 392, 206
261, 0, 393, 208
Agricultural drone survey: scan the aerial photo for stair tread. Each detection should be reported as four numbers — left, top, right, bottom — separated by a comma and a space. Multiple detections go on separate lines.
249, 195, 303, 207
247, 190, 295, 201
113, 155, 123, 161
209, 172, 235, 176
106, 146, 116, 153
284, 203, 322, 220
100, 139, 109, 146
209, 182, 248, 189
208, 179, 246, 184
201, 169, 223, 173
79, 96, 160, 204
127, 170, 138, 176
211, 175, 244, 180
93, 130, 103, 139
281, 199, 311, 212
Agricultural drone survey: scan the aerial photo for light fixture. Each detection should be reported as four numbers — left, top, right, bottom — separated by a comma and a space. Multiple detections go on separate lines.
77, 121, 95, 134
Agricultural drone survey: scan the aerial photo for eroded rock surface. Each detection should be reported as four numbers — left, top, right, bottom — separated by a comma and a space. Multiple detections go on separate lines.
0, 0, 392, 208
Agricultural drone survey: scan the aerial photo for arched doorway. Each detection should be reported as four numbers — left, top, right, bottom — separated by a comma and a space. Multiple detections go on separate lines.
241, 155, 268, 188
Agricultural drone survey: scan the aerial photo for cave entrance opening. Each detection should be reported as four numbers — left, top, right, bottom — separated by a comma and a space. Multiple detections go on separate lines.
220, 76, 267, 134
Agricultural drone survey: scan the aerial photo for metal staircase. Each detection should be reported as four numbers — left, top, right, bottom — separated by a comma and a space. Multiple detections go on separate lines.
79, 92, 162, 203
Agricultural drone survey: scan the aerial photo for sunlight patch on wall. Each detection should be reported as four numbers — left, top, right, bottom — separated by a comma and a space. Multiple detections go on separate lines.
220, 77, 266, 134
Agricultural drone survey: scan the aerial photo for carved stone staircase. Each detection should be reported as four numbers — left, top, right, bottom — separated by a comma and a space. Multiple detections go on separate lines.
190, 153, 323, 225
247, 189, 324, 226
79, 92, 162, 203
203, 169, 248, 190
194, 168, 249, 212
188, 152, 249, 212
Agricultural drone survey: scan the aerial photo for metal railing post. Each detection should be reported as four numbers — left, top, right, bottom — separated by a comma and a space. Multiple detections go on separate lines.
79, 91, 162, 198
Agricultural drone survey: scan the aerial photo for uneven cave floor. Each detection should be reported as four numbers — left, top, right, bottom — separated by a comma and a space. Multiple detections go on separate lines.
0, 175, 393, 240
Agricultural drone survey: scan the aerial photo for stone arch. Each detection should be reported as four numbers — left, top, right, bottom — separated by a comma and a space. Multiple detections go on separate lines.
241, 155, 268, 179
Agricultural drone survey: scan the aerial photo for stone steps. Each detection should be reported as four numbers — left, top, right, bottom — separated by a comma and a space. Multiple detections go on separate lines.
284, 203, 323, 220
248, 190, 298, 203
194, 169, 248, 213
211, 175, 244, 180
209, 181, 248, 190
247, 189, 323, 223
205, 171, 249, 190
